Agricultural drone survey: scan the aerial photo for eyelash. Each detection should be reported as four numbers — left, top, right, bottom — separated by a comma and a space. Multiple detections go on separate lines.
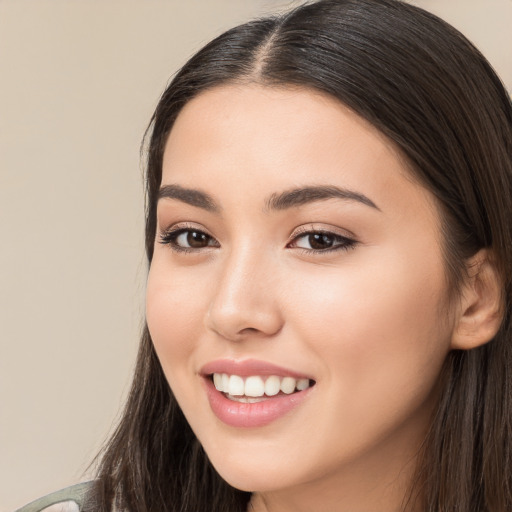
158, 225, 357, 255
287, 227, 357, 254
159, 225, 219, 254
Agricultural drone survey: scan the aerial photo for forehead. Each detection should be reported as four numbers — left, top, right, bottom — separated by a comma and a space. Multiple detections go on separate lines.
161, 84, 436, 216
165, 84, 392, 152
163, 84, 408, 187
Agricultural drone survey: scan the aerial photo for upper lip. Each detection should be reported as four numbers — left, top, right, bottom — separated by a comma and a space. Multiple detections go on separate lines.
200, 358, 313, 380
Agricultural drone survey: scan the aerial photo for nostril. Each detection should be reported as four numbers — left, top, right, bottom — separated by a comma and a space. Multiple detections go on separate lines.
240, 327, 259, 335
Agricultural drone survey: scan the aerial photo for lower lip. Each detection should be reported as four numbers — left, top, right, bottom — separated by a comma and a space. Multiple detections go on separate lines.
203, 377, 313, 428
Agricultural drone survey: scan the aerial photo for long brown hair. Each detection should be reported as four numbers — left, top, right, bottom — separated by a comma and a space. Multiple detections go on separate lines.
84, 1, 512, 510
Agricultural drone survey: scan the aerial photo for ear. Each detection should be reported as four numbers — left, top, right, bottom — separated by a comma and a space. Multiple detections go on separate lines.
451, 249, 504, 350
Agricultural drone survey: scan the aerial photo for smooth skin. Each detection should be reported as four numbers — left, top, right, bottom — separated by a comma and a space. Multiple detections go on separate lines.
146, 85, 502, 512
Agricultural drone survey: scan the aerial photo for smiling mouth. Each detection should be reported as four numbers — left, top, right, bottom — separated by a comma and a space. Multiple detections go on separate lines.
210, 373, 315, 403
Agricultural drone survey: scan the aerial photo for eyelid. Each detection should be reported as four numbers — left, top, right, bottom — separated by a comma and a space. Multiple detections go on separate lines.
160, 221, 211, 234
288, 223, 356, 242
158, 222, 219, 252
287, 224, 358, 253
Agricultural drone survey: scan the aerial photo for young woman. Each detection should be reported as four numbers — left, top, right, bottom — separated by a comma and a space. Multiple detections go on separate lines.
18, 0, 512, 511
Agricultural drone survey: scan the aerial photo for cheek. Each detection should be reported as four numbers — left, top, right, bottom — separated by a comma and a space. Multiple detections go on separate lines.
146, 259, 208, 385
289, 248, 452, 416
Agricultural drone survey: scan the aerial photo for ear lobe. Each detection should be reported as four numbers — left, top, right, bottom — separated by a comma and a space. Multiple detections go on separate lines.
451, 249, 504, 351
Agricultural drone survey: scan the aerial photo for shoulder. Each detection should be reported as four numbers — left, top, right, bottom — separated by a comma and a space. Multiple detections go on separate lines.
15, 482, 93, 512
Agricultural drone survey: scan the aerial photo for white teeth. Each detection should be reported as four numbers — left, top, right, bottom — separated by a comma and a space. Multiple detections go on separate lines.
212, 373, 312, 398
280, 376, 296, 394
221, 373, 229, 393
296, 378, 309, 391
213, 373, 223, 391
226, 394, 267, 403
245, 376, 265, 397
264, 375, 281, 396
228, 375, 245, 396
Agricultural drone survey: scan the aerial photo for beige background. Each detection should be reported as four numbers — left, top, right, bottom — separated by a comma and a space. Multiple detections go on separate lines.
1, 1, 510, 510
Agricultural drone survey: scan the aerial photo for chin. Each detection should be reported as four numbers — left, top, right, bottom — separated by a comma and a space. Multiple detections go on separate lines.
199, 433, 315, 493
211, 459, 293, 493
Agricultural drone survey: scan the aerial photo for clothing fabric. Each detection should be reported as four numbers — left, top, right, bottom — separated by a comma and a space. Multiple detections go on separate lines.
15, 482, 92, 512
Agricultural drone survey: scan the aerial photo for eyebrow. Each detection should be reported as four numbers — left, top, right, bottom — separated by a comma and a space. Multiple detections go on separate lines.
158, 184, 220, 213
265, 185, 380, 212
157, 184, 380, 213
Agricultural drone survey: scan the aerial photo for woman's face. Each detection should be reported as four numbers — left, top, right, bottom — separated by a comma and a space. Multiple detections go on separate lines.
147, 85, 457, 505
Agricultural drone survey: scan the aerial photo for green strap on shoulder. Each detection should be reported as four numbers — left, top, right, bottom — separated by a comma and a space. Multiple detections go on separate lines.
15, 482, 93, 512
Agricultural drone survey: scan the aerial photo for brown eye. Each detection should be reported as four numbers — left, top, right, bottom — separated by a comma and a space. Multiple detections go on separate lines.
308, 233, 335, 250
290, 231, 356, 253
159, 228, 219, 252
185, 231, 211, 248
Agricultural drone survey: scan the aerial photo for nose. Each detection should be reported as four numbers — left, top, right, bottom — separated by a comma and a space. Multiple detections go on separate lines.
206, 246, 284, 342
